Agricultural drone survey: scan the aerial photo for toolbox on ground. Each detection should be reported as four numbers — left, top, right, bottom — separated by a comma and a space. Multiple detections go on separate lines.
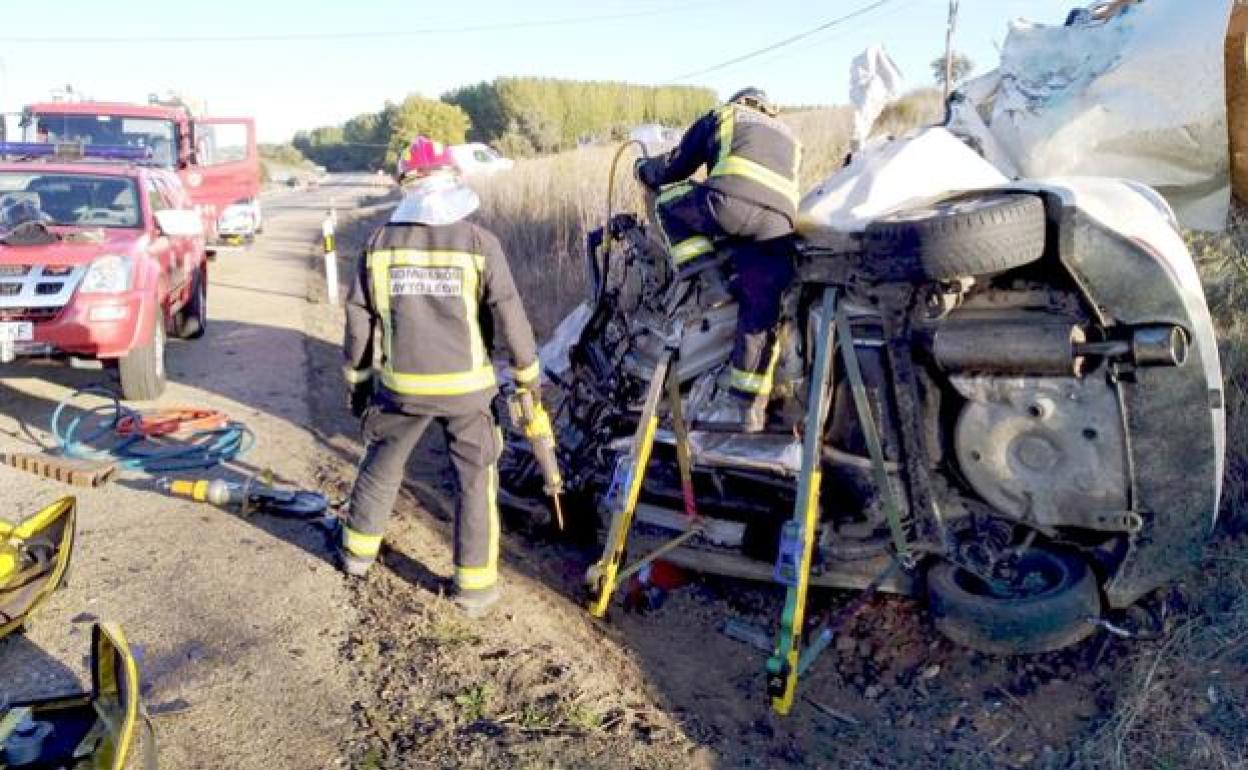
1, 622, 155, 769
1, 498, 76, 641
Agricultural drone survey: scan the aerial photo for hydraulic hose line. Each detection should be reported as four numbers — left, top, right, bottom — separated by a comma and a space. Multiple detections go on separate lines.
605, 139, 650, 232
50, 386, 255, 473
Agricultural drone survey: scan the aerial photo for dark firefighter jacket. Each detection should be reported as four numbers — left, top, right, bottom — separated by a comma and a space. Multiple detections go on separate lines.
637, 103, 803, 221
343, 219, 539, 416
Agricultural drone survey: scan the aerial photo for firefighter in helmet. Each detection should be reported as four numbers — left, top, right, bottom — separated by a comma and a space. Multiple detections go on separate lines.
635, 87, 802, 433
339, 136, 540, 618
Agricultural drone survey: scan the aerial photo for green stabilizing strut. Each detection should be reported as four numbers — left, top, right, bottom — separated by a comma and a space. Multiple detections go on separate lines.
835, 303, 911, 562
766, 287, 838, 715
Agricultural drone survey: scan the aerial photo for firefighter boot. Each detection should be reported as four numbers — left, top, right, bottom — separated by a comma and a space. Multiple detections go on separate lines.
337, 549, 374, 578
451, 585, 500, 619
702, 389, 767, 433
330, 519, 377, 577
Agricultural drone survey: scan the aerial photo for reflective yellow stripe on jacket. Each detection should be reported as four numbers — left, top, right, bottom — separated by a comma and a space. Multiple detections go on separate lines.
709, 106, 801, 209
342, 365, 374, 385
511, 359, 541, 385
368, 248, 497, 397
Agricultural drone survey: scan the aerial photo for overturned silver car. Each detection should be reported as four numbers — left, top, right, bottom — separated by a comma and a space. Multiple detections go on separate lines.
503, 128, 1226, 656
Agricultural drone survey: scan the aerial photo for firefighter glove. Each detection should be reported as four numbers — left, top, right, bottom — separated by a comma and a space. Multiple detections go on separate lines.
633, 157, 656, 190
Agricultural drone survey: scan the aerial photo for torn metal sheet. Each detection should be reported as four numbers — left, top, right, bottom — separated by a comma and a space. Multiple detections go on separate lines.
797, 128, 1008, 235
949, 0, 1234, 230
538, 301, 591, 379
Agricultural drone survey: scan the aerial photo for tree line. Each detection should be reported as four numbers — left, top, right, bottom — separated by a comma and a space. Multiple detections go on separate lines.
293, 77, 716, 171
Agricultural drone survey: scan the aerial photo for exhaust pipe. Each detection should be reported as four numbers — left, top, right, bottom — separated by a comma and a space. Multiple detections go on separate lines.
933, 321, 1085, 376
933, 320, 1189, 376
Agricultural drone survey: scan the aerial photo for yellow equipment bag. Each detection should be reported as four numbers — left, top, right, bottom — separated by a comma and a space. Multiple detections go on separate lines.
0, 497, 76, 641
2, 622, 156, 769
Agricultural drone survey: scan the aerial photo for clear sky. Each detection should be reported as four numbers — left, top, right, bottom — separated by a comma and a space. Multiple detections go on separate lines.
0, 0, 1063, 142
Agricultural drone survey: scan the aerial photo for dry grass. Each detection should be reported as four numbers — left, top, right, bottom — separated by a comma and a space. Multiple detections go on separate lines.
473, 92, 948, 336
471, 146, 632, 335
871, 88, 946, 141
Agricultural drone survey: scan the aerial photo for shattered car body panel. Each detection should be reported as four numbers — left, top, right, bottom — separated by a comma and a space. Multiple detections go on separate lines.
1017, 178, 1225, 606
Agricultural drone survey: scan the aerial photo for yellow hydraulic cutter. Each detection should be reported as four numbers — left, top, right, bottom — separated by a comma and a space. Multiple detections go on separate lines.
508, 387, 567, 530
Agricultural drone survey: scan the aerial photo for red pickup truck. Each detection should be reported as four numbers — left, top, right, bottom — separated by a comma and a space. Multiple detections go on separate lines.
0, 146, 207, 400
21, 100, 259, 246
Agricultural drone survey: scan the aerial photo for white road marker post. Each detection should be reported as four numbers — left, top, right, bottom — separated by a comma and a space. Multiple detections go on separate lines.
322, 207, 339, 305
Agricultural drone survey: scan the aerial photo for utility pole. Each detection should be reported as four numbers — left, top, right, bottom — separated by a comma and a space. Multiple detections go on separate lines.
943, 0, 960, 100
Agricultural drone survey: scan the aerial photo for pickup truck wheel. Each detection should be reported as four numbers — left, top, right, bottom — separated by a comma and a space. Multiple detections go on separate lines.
174, 267, 208, 340
862, 193, 1047, 282
118, 314, 167, 401
926, 545, 1101, 655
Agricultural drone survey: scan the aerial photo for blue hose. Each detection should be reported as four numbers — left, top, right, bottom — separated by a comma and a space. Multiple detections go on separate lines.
51, 386, 255, 472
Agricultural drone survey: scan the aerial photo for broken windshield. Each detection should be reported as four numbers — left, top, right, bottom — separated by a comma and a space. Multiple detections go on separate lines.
0, 172, 140, 229
26, 113, 178, 167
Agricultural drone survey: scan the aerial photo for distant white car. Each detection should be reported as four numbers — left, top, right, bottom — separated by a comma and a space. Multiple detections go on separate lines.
629, 124, 681, 154
448, 143, 514, 176
217, 197, 262, 242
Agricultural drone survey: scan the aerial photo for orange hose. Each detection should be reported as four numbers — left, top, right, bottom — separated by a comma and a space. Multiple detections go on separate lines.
115, 408, 230, 438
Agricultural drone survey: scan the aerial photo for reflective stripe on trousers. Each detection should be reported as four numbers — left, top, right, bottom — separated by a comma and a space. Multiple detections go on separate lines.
346, 407, 501, 591
342, 524, 383, 558
671, 236, 715, 266
729, 339, 783, 396
455, 462, 499, 591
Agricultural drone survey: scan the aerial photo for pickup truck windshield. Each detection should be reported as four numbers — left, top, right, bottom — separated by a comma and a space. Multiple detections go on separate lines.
0, 172, 140, 228
27, 114, 178, 167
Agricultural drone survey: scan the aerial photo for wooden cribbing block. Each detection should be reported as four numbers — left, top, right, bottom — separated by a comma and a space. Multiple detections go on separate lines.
0, 452, 117, 488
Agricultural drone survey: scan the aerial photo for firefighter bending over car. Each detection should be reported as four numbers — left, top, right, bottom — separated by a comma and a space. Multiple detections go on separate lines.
339, 136, 541, 618
635, 87, 802, 433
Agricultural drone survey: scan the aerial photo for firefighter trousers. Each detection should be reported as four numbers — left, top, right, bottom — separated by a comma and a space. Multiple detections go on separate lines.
655, 183, 792, 277
729, 245, 795, 402
344, 404, 501, 594
655, 184, 795, 401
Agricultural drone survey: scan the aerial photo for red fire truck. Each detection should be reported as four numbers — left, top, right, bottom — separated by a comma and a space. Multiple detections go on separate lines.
19, 100, 259, 245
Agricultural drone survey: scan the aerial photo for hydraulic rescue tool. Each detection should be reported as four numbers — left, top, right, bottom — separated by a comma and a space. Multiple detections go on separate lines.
162, 476, 328, 519
506, 387, 566, 530
1, 498, 76, 641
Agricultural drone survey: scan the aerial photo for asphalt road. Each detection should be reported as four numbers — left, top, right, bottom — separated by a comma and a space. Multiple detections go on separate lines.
0, 173, 388, 770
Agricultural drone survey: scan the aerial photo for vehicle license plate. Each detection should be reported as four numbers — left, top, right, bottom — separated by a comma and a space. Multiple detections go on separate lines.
0, 322, 34, 342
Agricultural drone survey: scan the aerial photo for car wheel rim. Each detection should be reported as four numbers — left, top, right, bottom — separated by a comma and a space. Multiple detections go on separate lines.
951, 550, 1068, 601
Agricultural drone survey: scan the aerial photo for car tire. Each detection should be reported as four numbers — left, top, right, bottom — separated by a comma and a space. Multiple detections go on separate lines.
926, 545, 1101, 655
174, 266, 208, 340
118, 312, 167, 401
862, 193, 1047, 282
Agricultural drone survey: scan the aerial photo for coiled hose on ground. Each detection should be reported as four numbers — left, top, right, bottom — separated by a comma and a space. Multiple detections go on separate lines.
51, 386, 254, 473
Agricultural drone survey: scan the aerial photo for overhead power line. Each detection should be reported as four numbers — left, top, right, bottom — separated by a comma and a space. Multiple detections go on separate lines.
669, 0, 902, 82
0, 2, 721, 44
